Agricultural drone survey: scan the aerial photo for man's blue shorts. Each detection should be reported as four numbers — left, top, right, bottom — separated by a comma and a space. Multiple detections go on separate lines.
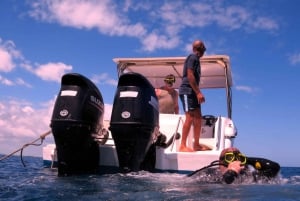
179, 93, 201, 112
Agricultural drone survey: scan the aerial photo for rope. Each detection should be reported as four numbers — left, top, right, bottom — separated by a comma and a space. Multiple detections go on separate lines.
0, 130, 51, 167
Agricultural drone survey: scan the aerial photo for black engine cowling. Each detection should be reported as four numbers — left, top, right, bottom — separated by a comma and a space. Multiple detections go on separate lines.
110, 72, 159, 173
50, 73, 104, 176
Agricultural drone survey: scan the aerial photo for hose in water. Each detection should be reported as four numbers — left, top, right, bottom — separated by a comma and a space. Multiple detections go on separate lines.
187, 160, 227, 177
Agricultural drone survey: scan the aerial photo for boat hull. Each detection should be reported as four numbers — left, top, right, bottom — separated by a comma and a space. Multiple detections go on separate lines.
44, 114, 237, 174
43, 56, 237, 175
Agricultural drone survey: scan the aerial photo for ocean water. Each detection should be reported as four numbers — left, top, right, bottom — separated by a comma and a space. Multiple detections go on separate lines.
1, 155, 300, 201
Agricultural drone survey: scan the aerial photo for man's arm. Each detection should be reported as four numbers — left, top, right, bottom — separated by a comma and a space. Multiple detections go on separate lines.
187, 69, 200, 94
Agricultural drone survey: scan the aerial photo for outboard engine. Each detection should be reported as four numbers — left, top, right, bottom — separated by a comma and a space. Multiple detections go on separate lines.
110, 73, 159, 173
50, 73, 104, 176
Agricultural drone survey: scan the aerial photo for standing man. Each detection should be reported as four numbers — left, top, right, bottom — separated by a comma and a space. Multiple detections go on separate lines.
179, 40, 210, 152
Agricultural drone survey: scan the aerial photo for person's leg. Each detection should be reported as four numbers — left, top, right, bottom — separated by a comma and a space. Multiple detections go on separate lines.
193, 109, 211, 151
192, 108, 201, 149
179, 111, 194, 152
179, 94, 195, 152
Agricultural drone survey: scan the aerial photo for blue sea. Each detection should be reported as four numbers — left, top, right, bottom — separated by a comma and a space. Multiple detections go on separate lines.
1, 155, 300, 201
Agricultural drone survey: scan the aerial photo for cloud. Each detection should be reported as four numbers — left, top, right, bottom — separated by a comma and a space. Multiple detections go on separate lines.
158, 2, 213, 27
35, 62, 73, 82
27, 0, 279, 52
0, 99, 54, 142
0, 97, 113, 155
24, 62, 73, 82
15, 78, 33, 88
0, 98, 113, 139
235, 85, 258, 94
0, 75, 14, 86
0, 75, 32, 87
141, 33, 180, 52
0, 38, 70, 85
0, 39, 23, 72
159, 2, 278, 32
288, 53, 300, 65
214, 5, 250, 30
251, 16, 279, 31
0, 48, 15, 72
28, 0, 146, 37
91, 73, 118, 86
104, 103, 112, 121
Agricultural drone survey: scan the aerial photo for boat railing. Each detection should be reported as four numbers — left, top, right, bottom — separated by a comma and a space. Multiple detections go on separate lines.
170, 116, 184, 151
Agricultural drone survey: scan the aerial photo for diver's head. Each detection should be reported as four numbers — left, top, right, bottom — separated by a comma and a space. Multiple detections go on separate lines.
164, 74, 176, 86
219, 147, 247, 172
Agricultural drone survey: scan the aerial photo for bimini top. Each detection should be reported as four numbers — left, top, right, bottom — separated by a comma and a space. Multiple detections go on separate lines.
113, 55, 232, 89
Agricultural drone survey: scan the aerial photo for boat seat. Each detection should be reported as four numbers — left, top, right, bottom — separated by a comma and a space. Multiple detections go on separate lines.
158, 114, 219, 151
182, 115, 218, 150
198, 115, 218, 149
200, 115, 217, 138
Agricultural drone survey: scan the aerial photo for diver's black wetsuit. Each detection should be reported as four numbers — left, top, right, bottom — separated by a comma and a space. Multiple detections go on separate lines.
223, 157, 280, 184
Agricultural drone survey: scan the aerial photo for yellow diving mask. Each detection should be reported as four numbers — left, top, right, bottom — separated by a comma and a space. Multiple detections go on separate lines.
221, 151, 247, 165
164, 74, 176, 85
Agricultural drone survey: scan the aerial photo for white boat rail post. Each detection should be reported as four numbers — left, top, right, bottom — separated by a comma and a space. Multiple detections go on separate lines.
215, 116, 222, 150
223, 61, 232, 119
170, 116, 184, 151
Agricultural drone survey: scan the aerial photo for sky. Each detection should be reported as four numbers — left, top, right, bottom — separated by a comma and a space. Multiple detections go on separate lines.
0, 0, 299, 167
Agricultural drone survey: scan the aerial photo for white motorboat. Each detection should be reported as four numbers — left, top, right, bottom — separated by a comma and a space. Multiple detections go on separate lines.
43, 55, 237, 175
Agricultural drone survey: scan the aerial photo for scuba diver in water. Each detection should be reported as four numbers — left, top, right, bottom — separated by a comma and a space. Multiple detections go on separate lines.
188, 147, 281, 184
